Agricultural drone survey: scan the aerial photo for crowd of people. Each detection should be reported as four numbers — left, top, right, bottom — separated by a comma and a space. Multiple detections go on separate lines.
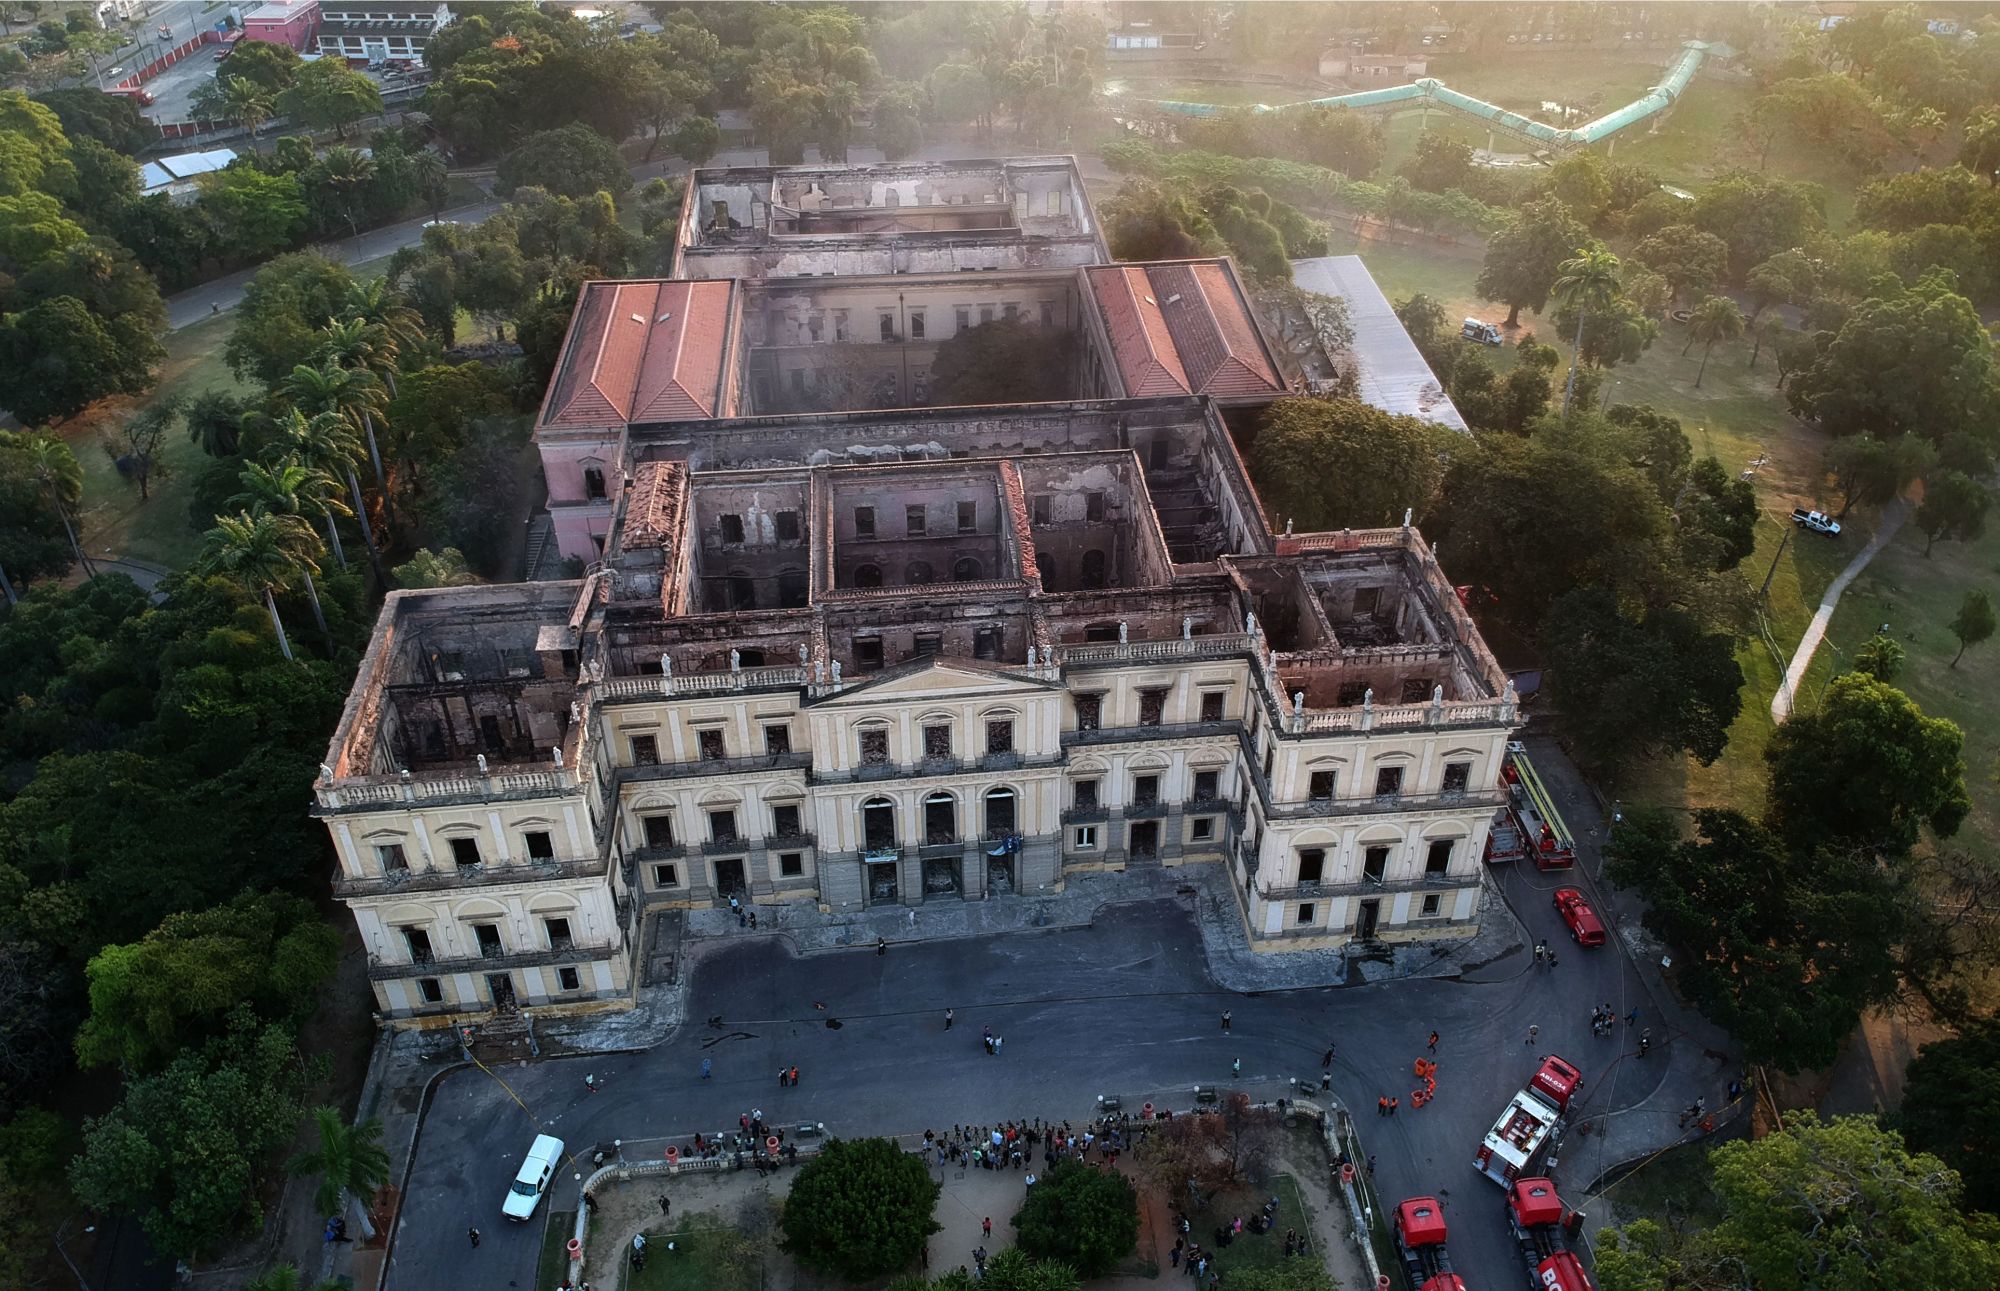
919, 1113, 1144, 1172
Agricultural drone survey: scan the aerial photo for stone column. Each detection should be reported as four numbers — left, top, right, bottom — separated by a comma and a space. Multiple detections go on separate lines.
962, 842, 988, 900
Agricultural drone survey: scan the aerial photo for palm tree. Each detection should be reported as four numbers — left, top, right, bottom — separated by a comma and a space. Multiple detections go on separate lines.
24, 433, 94, 578
1684, 294, 1745, 388
223, 76, 275, 140
342, 279, 426, 370
316, 146, 378, 241
200, 510, 312, 662
185, 389, 248, 458
288, 1108, 392, 1243
410, 148, 449, 222
315, 319, 398, 514
229, 458, 344, 646
266, 407, 386, 588
1551, 248, 1624, 415
280, 362, 391, 547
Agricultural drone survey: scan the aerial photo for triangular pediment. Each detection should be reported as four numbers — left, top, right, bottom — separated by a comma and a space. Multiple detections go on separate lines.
813, 656, 1058, 706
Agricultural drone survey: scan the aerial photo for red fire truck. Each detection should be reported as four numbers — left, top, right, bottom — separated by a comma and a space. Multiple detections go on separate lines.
1475, 1055, 1583, 1186
1499, 742, 1574, 869
1505, 1177, 1595, 1291
1393, 1196, 1466, 1291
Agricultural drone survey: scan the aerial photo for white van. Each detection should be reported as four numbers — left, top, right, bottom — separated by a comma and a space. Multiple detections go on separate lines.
502, 1134, 565, 1221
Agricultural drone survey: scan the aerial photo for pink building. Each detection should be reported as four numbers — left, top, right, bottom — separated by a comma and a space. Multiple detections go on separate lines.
241, 0, 320, 51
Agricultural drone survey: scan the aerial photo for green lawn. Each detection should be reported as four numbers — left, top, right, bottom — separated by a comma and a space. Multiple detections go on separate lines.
1821, 513, 2000, 859
624, 1222, 763, 1291
537, 1211, 578, 1291
1199, 1173, 1312, 1282
67, 314, 253, 572
1425, 48, 1668, 118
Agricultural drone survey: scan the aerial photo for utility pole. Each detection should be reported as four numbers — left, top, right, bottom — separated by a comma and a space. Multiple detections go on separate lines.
1757, 523, 1792, 600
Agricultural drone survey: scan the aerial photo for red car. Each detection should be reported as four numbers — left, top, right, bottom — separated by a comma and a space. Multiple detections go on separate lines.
1553, 888, 1606, 947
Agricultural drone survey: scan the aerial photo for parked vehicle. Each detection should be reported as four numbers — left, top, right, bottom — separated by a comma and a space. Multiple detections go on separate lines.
1553, 888, 1605, 947
1476, 1055, 1582, 1186
105, 86, 155, 106
1505, 1177, 1595, 1291
1393, 1196, 1467, 1291
1790, 507, 1841, 536
1500, 743, 1575, 870
502, 1134, 565, 1220
1461, 318, 1503, 345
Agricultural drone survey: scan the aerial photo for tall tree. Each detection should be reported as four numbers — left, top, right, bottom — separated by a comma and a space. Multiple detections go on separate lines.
1251, 397, 1451, 533
0, 295, 159, 425
1898, 1021, 2000, 1216
1550, 247, 1623, 413
779, 1137, 939, 1281
1607, 808, 1905, 1071
494, 122, 632, 200
197, 511, 312, 662
262, 408, 382, 588
1683, 294, 1744, 388
104, 392, 183, 501
1949, 589, 1996, 669
1014, 1161, 1139, 1278
1475, 199, 1594, 328
1631, 224, 1729, 307
287, 1109, 390, 1241
1915, 471, 1990, 556
20, 432, 92, 577
1765, 672, 1969, 856
276, 59, 382, 139
1787, 270, 2000, 447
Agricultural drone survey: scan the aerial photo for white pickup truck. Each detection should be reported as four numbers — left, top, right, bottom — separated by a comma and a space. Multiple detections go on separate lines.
1791, 508, 1841, 536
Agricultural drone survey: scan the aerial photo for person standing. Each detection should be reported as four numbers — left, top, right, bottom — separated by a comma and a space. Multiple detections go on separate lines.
1427, 1030, 1439, 1053
1639, 1028, 1653, 1058
983, 1217, 992, 1238
993, 1035, 1003, 1056
1231, 1057, 1240, 1076
1526, 1024, 1539, 1046
1322, 1045, 1335, 1068
658, 1195, 671, 1216
701, 1057, 711, 1079
468, 1227, 481, 1248
1377, 1096, 1388, 1117
1221, 1010, 1232, 1032
945, 1008, 954, 1030
877, 937, 887, 956
789, 1065, 799, 1086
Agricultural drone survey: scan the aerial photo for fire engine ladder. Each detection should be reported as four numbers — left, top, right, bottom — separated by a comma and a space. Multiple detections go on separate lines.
1511, 750, 1573, 854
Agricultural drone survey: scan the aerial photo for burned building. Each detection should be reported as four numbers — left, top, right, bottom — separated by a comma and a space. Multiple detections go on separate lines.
316, 157, 1520, 1024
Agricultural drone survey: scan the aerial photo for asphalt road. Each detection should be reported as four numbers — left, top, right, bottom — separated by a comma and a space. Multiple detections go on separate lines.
391, 864, 1661, 1291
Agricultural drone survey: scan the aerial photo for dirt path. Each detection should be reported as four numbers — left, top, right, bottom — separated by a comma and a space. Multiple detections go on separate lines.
1770, 499, 1910, 723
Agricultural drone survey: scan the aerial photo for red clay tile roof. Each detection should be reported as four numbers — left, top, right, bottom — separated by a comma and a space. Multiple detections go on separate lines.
541, 281, 734, 427
1086, 265, 1191, 396
1086, 260, 1282, 401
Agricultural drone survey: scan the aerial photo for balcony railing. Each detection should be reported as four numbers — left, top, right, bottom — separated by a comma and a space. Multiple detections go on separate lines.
1124, 799, 1170, 819
596, 665, 810, 700
620, 751, 812, 783
332, 854, 609, 898
632, 842, 687, 862
1269, 789, 1506, 821
766, 832, 817, 852
1257, 872, 1468, 901
1057, 633, 1256, 666
1061, 805, 1108, 823
810, 753, 1063, 785
702, 837, 749, 855
1184, 795, 1229, 816
1062, 720, 1240, 747
367, 936, 622, 981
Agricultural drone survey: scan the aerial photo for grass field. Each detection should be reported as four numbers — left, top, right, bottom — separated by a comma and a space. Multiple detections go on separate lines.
1199, 1173, 1312, 1282
66, 315, 253, 572
1822, 514, 2000, 859
624, 1222, 763, 1291
536, 1210, 578, 1291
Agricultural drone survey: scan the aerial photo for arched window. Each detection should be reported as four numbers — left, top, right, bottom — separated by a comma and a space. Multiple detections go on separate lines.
984, 787, 1017, 838
583, 466, 607, 500
860, 797, 897, 851
905, 560, 934, 585
1080, 549, 1108, 589
953, 556, 982, 581
924, 792, 956, 844
854, 564, 883, 588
